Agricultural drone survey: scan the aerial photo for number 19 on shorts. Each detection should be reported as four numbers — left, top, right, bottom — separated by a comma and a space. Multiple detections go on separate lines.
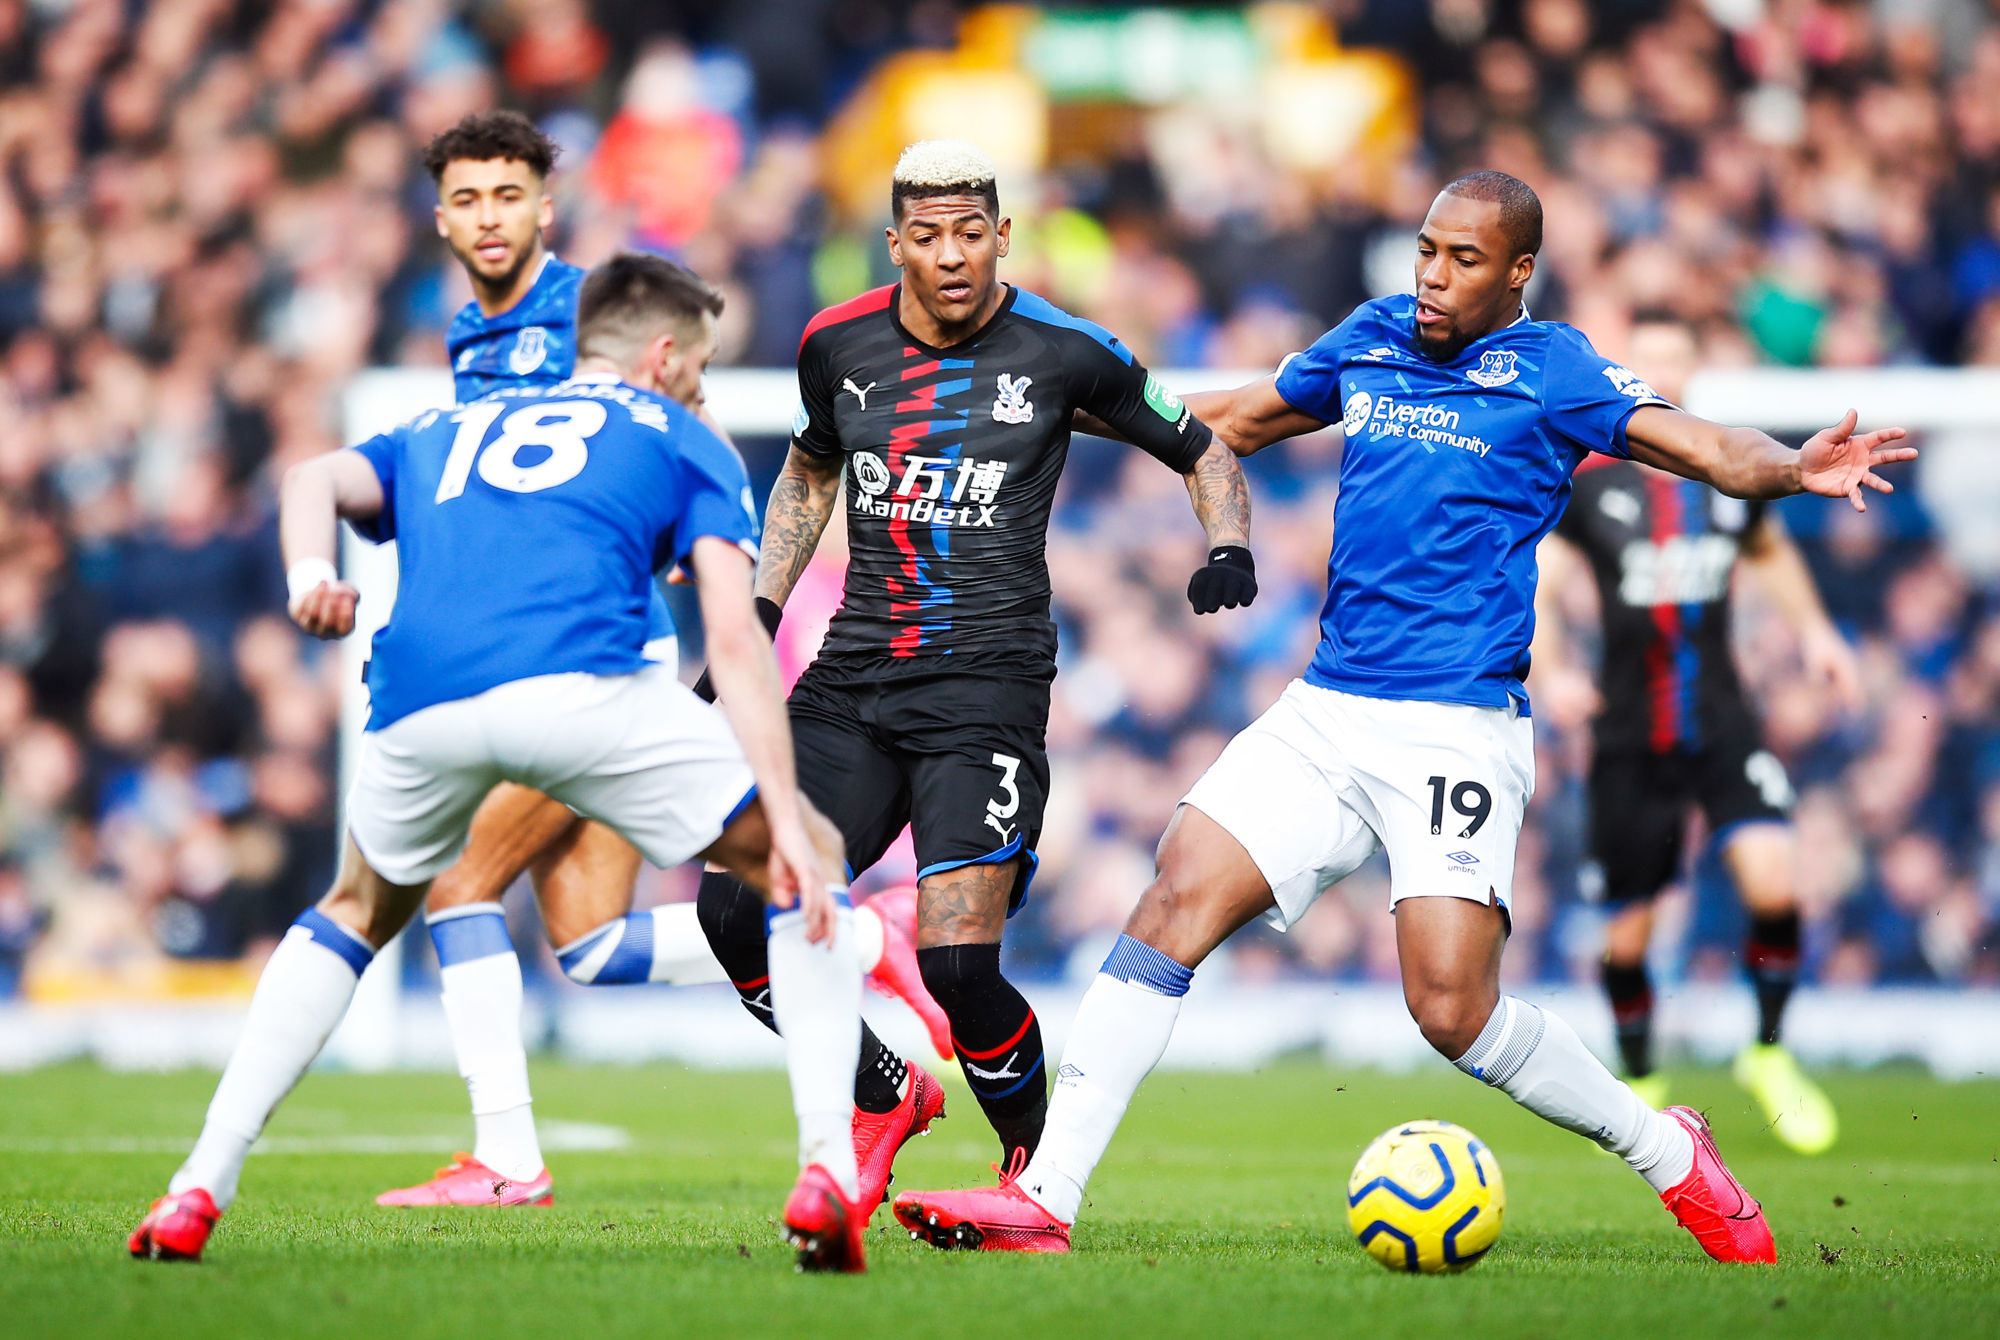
1427, 775, 1492, 839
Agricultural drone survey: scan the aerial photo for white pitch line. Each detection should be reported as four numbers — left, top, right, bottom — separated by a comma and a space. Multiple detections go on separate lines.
0, 1120, 632, 1156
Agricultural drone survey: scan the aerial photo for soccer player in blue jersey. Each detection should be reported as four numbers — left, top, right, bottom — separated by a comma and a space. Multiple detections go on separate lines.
377, 113, 943, 1209
894, 171, 1913, 1263
130, 254, 876, 1271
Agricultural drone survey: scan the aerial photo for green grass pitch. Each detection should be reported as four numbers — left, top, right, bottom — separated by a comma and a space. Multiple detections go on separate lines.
4, 1060, 1996, 1338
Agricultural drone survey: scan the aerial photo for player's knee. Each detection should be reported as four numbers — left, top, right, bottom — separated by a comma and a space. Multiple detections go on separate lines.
916, 940, 1003, 1013
1407, 987, 1494, 1060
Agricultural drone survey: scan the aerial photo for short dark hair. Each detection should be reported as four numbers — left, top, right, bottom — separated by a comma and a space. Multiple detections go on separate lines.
892, 177, 1000, 222
422, 110, 559, 184
1441, 170, 1543, 258
577, 252, 725, 359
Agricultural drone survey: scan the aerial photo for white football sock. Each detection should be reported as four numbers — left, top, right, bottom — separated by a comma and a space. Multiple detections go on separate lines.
852, 902, 885, 974
767, 899, 862, 1201
554, 903, 728, 985
428, 904, 544, 1182
170, 913, 370, 1209
1454, 996, 1694, 1193
439, 959, 542, 1181
646, 902, 731, 983
1020, 972, 1183, 1224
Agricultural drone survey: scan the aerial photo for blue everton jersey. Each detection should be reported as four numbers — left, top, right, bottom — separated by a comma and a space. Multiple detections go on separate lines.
447, 253, 581, 401
444, 252, 676, 647
1275, 294, 1672, 711
352, 376, 757, 730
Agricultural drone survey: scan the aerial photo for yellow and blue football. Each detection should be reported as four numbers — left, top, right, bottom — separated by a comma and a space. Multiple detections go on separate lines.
1347, 1119, 1505, 1273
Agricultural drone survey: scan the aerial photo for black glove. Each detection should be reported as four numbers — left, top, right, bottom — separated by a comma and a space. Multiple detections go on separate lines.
692, 596, 785, 702
1186, 545, 1257, 614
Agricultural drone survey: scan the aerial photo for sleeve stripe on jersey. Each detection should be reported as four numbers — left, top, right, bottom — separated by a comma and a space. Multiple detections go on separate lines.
1009, 288, 1134, 364
799, 284, 896, 353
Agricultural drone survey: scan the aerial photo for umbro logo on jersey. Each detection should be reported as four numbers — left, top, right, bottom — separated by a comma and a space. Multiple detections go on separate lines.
1467, 349, 1519, 388
1447, 850, 1480, 866
992, 373, 1034, 424
509, 326, 549, 376
1356, 346, 1400, 362
842, 377, 878, 409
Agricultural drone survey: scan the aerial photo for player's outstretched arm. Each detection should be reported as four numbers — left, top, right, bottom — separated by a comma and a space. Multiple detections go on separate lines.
1183, 377, 1331, 458
1737, 515, 1866, 712
690, 535, 833, 940
278, 448, 383, 639
753, 445, 844, 609
1624, 405, 1914, 510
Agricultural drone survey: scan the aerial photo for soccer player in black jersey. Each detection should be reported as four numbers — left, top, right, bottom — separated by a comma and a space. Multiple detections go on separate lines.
694, 140, 1256, 1195
1534, 314, 1860, 1154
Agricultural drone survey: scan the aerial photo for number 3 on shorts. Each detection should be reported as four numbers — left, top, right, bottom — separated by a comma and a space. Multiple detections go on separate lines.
984, 752, 1022, 842
1426, 774, 1492, 838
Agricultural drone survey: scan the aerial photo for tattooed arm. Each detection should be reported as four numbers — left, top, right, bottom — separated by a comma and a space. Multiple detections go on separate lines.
1181, 438, 1252, 549
753, 445, 844, 607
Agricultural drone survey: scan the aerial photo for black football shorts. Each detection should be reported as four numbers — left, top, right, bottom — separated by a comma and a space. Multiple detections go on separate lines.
1587, 735, 1793, 907
786, 665, 1050, 914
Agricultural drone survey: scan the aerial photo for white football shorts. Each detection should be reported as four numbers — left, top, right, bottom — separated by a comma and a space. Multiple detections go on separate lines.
1180, 680, 1535, 931
347, 664, 756, 886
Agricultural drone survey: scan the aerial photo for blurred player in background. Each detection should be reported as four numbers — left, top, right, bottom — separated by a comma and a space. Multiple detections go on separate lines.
694, 140, 1257, 1206
378, 113, 944, 1209
1533, 313, 1854, 1153
133, 253, 874, 1272
894, 172, 1912, 1261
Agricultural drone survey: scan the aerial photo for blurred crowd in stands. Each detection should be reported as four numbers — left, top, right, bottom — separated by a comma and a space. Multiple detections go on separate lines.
1, 0, 1997, 1004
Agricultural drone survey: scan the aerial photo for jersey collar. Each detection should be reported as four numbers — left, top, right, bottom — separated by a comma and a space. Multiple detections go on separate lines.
888, 281, 1019, 359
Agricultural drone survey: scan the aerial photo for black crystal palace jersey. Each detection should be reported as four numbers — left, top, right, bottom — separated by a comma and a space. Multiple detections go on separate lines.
1556, 457, 1766, 755
792, 283, 1211, 679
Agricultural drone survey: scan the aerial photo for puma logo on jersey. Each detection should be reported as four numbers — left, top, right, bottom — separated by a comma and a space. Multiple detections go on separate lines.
842, 377, 877, 409
992, 373, 1034, 424
964, 1052, 1022, 1083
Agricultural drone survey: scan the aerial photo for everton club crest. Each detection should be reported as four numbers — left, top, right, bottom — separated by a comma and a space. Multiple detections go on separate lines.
509, 326, 550, 376
1466, 349, 1519, 388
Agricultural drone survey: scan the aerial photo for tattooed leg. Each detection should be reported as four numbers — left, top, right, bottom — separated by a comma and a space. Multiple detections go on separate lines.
914, 861, 1048, 1160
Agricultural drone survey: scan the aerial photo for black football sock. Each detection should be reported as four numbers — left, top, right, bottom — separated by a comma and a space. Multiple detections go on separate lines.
1601, 959, 1655, 1079
1745, 909, 1801, 1048
696, 868, 905, 1112
918, 942, 1047, 1163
